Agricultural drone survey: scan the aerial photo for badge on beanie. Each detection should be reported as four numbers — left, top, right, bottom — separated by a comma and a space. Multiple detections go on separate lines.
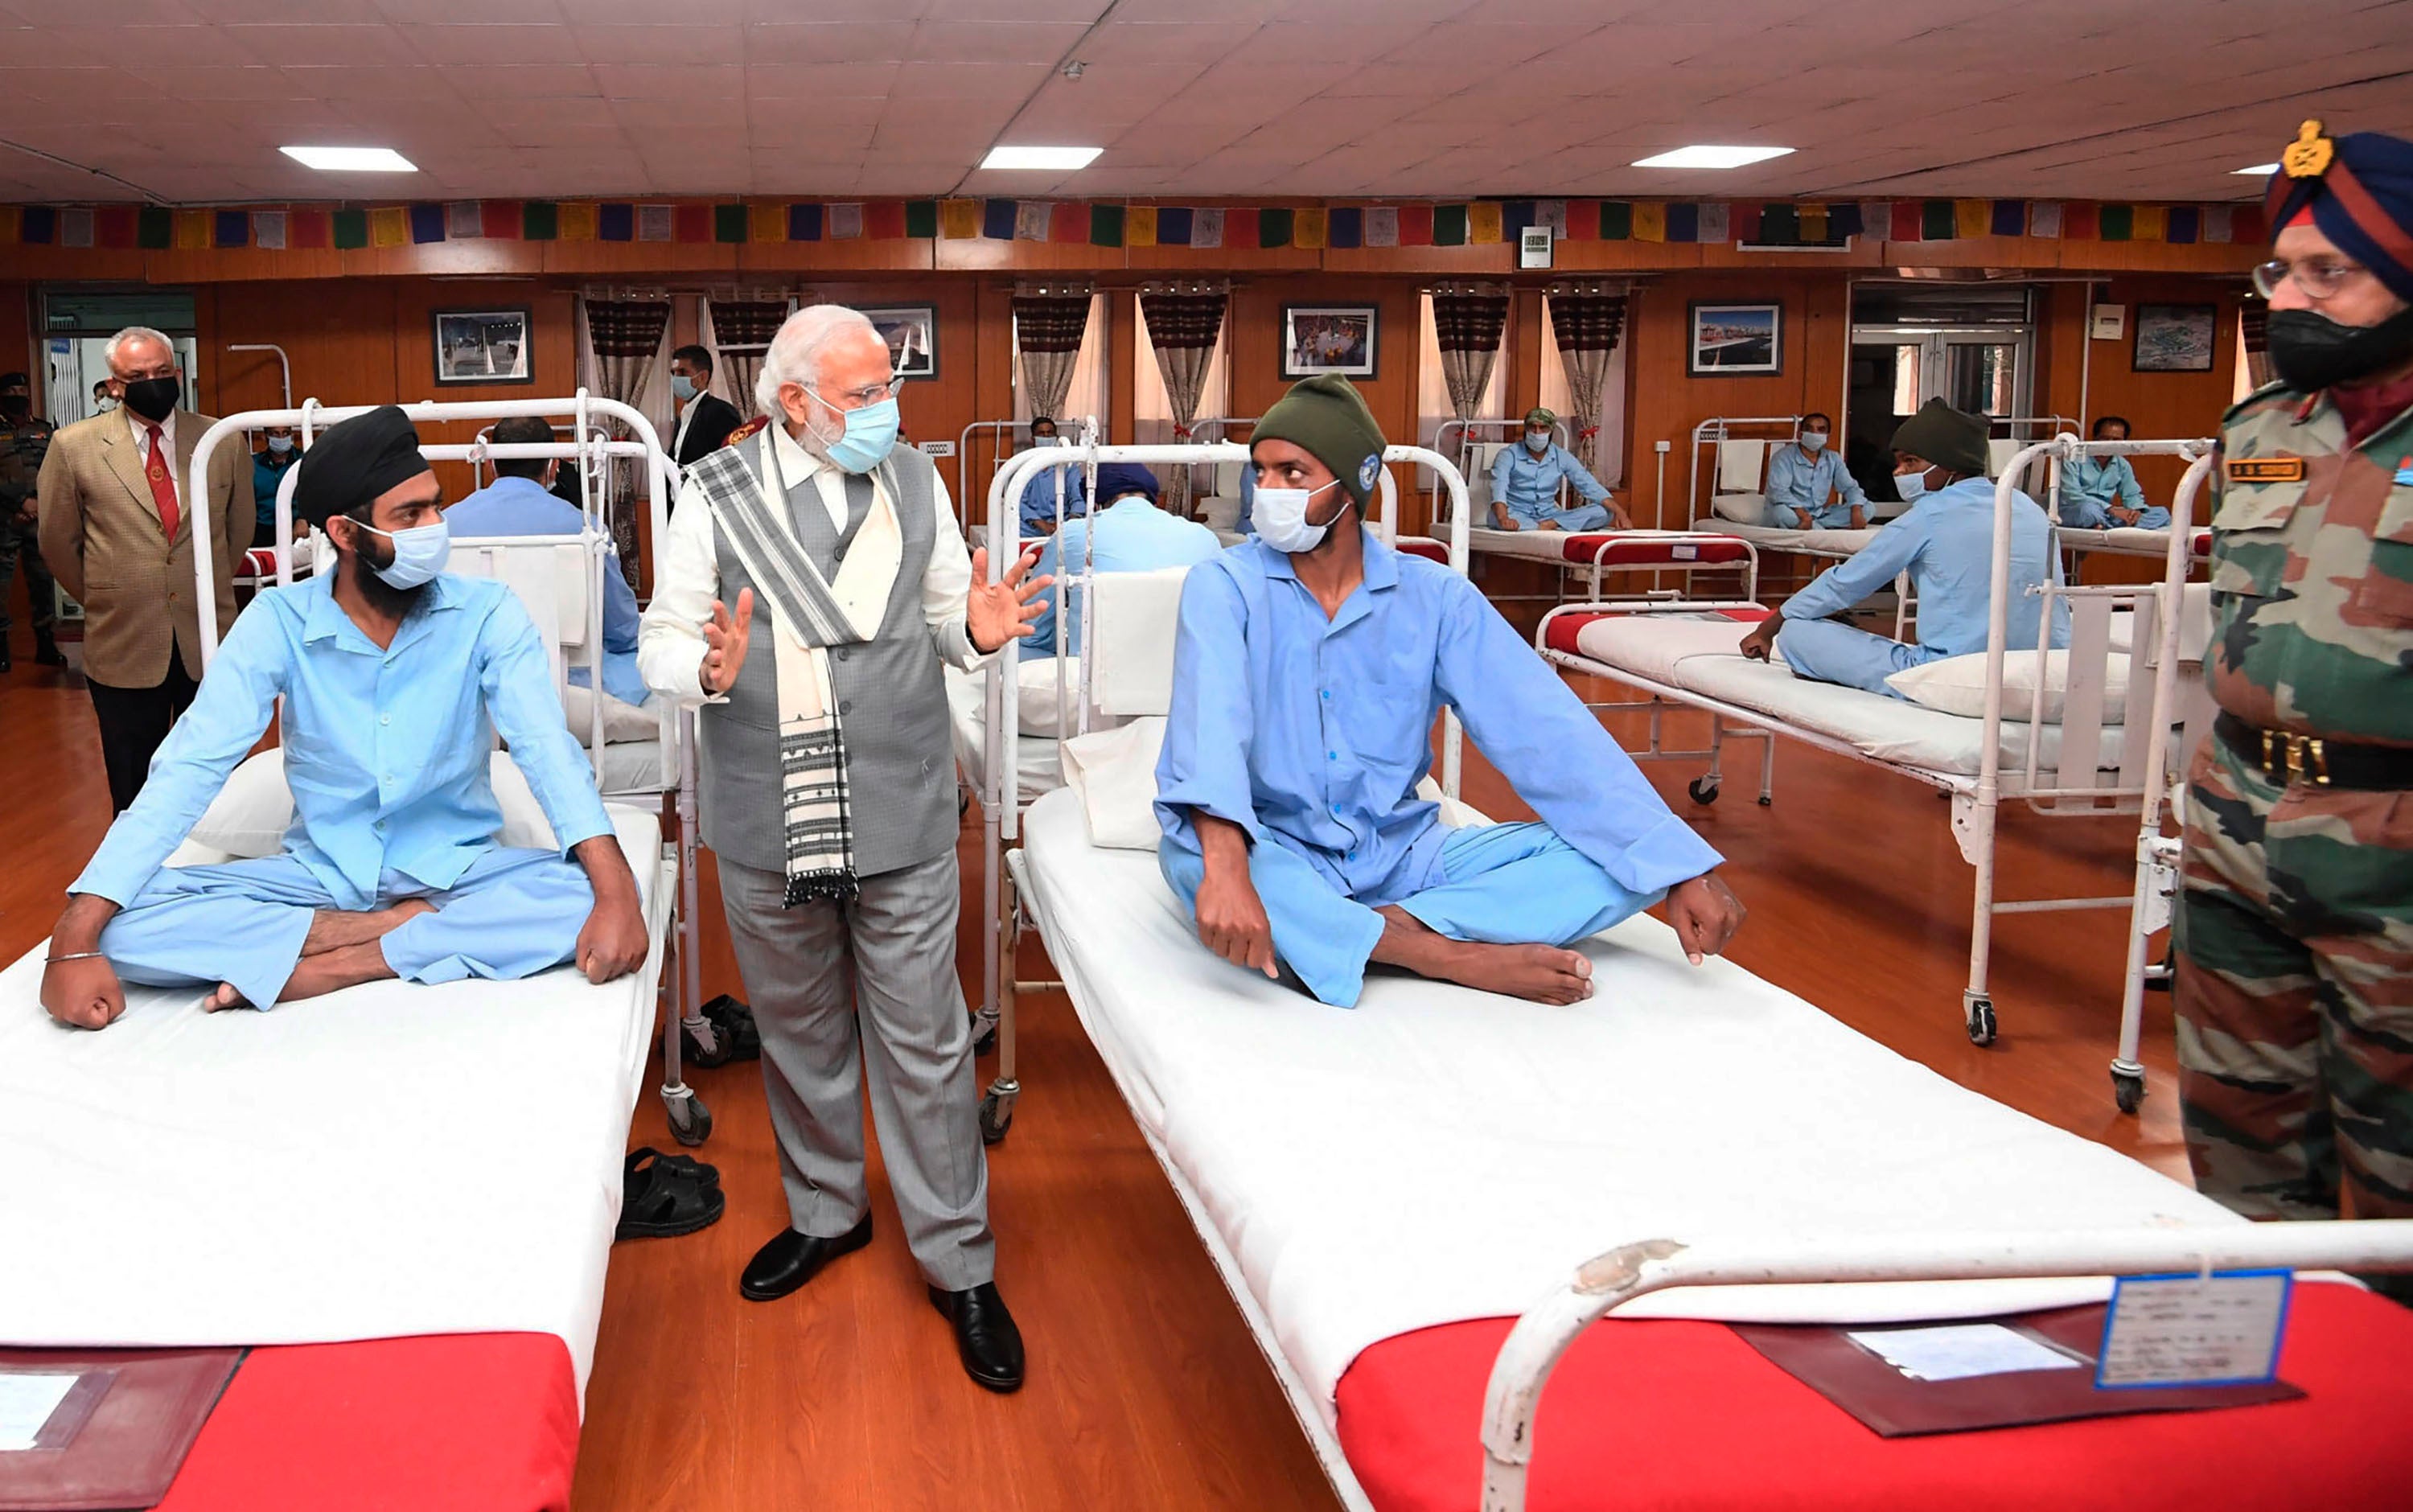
1359, 454, 1382, 493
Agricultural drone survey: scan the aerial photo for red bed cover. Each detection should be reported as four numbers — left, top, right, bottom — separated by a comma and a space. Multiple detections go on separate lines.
1337, 1280, 2413, 1511
158, 1332, 576, 1512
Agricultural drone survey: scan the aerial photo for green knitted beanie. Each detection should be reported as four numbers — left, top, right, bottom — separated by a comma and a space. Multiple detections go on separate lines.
1251, 374, 1389, 507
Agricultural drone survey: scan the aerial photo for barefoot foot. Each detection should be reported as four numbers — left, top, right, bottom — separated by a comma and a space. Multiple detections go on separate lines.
203, 981, 251, 1013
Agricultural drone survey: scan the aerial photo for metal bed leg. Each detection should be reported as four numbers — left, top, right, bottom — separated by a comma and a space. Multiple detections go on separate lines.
980, 865, 1022, 1146
2111, 830, 2180, 1115
1687, 716, 1726, 807
1756, 726, 1776, 805
977, 805, 1003, 1056
1961, 787, 2000, 1047
661, 707, 711, 1146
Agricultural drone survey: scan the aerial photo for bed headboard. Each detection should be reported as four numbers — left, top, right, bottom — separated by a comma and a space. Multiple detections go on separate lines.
1087, 565, 1192, 718
447, 535, 595, 700
1716, 438, 1766, 494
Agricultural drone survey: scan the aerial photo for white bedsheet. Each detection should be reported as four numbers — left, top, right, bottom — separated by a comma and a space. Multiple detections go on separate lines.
1016, 788, 2243, 1424
2059, 524, 2209, 558
1568, 615, 2131, 777
946, 664, 1071, 805
1465, 525, 1593, 562
1688, 518, 1876, 557
0, 805, 672, 1400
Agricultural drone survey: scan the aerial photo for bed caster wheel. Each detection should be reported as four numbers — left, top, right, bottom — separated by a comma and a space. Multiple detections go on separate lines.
1687, 777, 1720, 805
1964, 996, 1997, 1046
2113, 1070, 2146, 1116
664, 1087, 713, 1148
979, 1088, 1016, 1146
1756, 795, 1772, 806
972, 1018, 998, 1058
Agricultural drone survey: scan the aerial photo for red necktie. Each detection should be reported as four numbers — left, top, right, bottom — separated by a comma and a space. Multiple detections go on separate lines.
142, 424, 181, 539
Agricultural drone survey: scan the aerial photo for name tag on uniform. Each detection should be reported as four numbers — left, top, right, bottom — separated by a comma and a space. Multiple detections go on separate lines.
2094, 1268, 2292, 1388
2225, 456, 2305, 485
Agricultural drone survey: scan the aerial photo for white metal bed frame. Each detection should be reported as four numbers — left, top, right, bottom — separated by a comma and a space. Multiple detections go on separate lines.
187, 391, 717, 1147
965, 433, 1474, 1144
1544, 438, 2215, 1077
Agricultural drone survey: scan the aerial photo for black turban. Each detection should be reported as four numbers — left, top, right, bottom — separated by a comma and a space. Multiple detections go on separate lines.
292, 405, 430, 528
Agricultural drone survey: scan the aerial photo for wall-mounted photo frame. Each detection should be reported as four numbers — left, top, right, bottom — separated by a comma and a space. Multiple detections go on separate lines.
2132, 303, 2217, 373
1281, 305, 1379, 379
1687, 301, 1782, 376
856, 304, 939, 381
431, 308, 532, 386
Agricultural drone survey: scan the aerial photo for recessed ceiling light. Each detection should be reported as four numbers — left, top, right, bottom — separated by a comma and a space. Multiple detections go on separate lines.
2231, 162, 2279, 175
280, 146, 417, 172
980, 146, 1101, 171
1631, 145, 1794, 170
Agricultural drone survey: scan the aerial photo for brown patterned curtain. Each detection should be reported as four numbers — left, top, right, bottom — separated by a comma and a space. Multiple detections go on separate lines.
577, 294, 671, 573
1140, 282, 1229, 514
1548, 285, 1630, 475
1432, 283, 1511, 422
703, 296, 790, 421
1012, 286, 1094, 427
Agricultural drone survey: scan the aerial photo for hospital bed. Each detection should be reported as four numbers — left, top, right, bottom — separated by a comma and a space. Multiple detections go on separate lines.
964, 433, 1477, 1144
989, 487, 2413, 1510
1543, 438, 2218, 1096
0, 392, 694, 1510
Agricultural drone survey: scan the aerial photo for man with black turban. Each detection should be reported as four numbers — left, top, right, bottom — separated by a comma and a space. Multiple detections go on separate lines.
40, 405, 650, 1032
2174, 122, 2413, 1289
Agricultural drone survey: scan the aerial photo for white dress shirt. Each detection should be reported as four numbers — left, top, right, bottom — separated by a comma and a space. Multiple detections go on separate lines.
129, 406, 183, 503
672, 396, 696, 462
639, 422, 990, 704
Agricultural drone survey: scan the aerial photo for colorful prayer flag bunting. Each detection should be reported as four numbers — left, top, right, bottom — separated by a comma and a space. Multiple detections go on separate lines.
97, 205, 138, 249
789, 203, 824, 242
2030, 201, 2064, 239
1323, 206, 1357, 249
940, 199, 980, 239
715, 203, 748, 243
1293, 207, 1326, 250
291, 208, 331, 249
409, 203, 445, 244
560, 202, 598, 241
1664, 203, 1698, 243
2131, 204, 2165, 241
331, 208, 368, 250
1048, 201, 1089, 243
1088, 203, 1124, 248
1190, 207, 1224, 249
598, 203, 635, 241
1954, 199, 1989, 239
61, 207, 94, 248
1432, 203, 1467, 246
1467, 201, 1503, 244
446, 200, 483, 240
904, 200, 938, 239
1630, 203, 1663, 243
1257, 206, 1293, 249
1990, 199, 2025, 237
865, 200, 906, 240
1696, 202, 1729, 244
484, 200, 523, 239
1124, 204, 1157, 247
749, 202, 785, 244
828, 202, 865, 240
1014, 200, 1050, 240
2099, 203, 2133, 241
370, 207, 409, 248
173, 209, 211, 249
1222, 206, 1257, 249
1363, 205, 1398, 247
19, 206, 53, 244
251, 210, 284, 249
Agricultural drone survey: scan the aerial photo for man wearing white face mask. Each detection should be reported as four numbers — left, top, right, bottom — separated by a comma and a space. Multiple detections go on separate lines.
1487, 406, 1623, 532
1764, 411, 1868, 530
39, 405, 650, 1031
1738, 397, 2068, 695
639, 304, 1049, 1392
1157, 376, 1746, 1010
669, 345, 742, 473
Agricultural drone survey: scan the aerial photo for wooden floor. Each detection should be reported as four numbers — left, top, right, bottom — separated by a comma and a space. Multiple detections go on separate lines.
0, 616, 2190, 1511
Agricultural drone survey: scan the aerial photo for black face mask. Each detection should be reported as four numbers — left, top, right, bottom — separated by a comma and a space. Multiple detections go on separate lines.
119, 376, 182, 423
0, 392, 28, 421
2266, 305, 2413, 392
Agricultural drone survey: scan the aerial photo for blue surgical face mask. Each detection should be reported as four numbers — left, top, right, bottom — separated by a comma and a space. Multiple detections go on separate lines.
1253, 478, 1343, 554
354, 516, 451, 590
671, 372, 697, 402
1893, 466, 1933, 504
805, 389, 900, 475
1800, 430, 1827, 452
266, 434, 294, 454
1524, 429, 1550, 453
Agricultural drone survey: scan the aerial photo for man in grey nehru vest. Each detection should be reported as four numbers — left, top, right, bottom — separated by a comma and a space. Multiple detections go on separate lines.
639, 304, 1049, 1391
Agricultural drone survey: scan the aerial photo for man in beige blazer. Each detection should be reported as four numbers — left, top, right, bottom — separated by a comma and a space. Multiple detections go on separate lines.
37, 327, 249, 812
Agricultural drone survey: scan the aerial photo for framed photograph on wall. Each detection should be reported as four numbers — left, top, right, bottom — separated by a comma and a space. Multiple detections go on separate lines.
1687, 301, 1782, 376
431, 308, 532, 386
2132, 303, 2217, 373
1281, 305, 1379, 379
856, 304, 939, 381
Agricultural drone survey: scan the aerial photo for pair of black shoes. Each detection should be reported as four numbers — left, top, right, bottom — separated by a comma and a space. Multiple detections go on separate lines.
739, 1219, 1025, 1393
0, 631, 66, 673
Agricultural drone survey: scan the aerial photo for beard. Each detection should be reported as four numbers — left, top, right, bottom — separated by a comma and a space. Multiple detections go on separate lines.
347, 538, 430, 618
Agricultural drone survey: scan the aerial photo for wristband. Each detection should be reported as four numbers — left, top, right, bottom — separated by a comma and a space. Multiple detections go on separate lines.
45, 951, 105, 963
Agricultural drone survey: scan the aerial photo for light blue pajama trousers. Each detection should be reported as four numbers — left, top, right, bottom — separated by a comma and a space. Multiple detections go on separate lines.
1507, 502, 1613, 532
1766, 501, 1854, 529
1774, 616, 1946, 699
99, 847, 598, 1009
2061, 498, 2173, 531
1160, 821, 1660, 1008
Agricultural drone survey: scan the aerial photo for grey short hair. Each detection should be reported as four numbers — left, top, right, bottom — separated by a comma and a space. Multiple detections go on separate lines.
755, 303, 881, 415
103, 326, 174, 374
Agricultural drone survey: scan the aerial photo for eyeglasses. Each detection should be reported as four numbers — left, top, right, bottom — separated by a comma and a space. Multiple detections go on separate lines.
2252, 257, 2371, 301
793, 378, 898, 409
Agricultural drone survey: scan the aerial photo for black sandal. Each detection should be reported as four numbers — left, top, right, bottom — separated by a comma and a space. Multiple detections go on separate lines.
681, 994, 762, 1068
616, 1147, 725, 1240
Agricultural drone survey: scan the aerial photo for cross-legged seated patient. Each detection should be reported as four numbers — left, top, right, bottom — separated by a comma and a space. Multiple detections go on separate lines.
1738, 398, 2070, 698
39, 405, 651, 1030
1153, 375, 1746, 1008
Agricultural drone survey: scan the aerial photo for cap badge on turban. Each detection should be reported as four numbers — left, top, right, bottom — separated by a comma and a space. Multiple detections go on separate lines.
2283, 119, 2334, 181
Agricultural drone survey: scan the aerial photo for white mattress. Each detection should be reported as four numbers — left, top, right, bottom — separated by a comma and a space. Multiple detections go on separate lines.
0, 804, 673, 1400
2058, 524, 2210, 559
1690, 518, 1876, 557
946, 664, 1067, 805
593, 738, 668, 796
1465, 525, 1595, 562
1568, 615, 2130, 777
1015, 789, 2242, 1425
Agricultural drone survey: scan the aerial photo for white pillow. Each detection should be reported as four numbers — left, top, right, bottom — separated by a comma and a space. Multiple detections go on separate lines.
1061, 717, 1166, 849
187, 749, 567, 860
1014, 655, 1083, 737
561, 683, 662, 746
1199, 491, 1243, 532
1886, 650, 2131, 725
1712, 491, 1768, 524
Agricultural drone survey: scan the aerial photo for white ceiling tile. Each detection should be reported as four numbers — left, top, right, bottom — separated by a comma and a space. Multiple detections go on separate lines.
748, 118, 878, 160
573, 24, 743, 64
371, 0, 568, 19
277, 63, 457, 99
0, 0, 196, 18
908, 20, 1087, 64
1071, 22, 1257, 65
746, 61, 902, 97
226, 22, 426, 66
400, 24, 581, 65
589, 63, 730, 97
742, 22, 920, 64
922, 0, 1105, 18
557, 0, 742, 23
0, 64, 138, 101
747, 95, 889, 130
434, 63, 598, 97
177, 0, 384, 18
611, 96, 745, 133
891, 60, 1051, 97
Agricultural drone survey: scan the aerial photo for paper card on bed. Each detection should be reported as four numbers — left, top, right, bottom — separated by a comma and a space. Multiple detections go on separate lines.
1844, 1322, 2086, 1383
2095, 1269, 2292, 1389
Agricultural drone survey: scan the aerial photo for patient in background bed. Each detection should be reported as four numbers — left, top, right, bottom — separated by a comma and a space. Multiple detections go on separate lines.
39, 405, 650, 1031
1156, 376, 1745, 1009
1021, 462, 1219, 660
1739, 398, 2070, 698
2057, 416, 2171, 530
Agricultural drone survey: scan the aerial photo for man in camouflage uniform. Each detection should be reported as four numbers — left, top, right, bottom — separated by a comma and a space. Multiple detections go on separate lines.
0, 370, 64, 674
2177, 121, 2413, 1298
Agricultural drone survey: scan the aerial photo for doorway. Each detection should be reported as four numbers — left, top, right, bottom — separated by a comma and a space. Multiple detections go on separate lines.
38, 288, 200, 425
1846, 283, 2036, 513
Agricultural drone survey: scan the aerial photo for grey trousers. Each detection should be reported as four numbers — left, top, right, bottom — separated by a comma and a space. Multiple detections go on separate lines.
718, 851, 996, 1291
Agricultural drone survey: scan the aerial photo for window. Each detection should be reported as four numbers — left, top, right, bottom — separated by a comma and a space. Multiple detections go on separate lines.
1416, 293, 1507, 452
1011, 292, 1111, 433
1134, 294, 1230, 442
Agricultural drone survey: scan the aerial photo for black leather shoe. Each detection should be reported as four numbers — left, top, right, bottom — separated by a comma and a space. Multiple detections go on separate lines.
927, 1281, 1025, 1392
739, 1216, 872, 1302
32, 632, 64, 668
